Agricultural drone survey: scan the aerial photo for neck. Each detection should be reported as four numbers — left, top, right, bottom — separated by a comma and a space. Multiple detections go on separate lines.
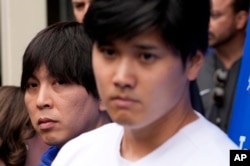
120, 98, 197, 161
96, 111, 112, 128
214, 33, 245, 69
25, 134, 49, 166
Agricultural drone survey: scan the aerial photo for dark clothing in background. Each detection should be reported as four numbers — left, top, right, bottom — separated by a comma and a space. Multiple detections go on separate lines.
197, 54, 241, 132
190, 80, 204, 115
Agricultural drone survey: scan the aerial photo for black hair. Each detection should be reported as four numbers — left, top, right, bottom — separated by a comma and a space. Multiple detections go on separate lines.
232, 0, 250, 13
84, 0, 210, 65
21, 21, 99, 98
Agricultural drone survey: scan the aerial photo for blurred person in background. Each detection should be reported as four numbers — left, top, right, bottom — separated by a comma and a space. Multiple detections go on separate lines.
72, 0, 92, 23
197, 0, 249, 132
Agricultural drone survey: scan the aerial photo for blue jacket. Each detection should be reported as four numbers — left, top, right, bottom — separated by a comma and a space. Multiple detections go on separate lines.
39, 146, 60, 166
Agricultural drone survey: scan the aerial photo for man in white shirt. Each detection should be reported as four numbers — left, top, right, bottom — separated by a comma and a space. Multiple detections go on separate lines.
52, 0, 238, 165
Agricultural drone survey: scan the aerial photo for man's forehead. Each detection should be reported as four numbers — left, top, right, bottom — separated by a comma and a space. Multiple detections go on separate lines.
95, 28, 163, 44
211, 0, 233, 11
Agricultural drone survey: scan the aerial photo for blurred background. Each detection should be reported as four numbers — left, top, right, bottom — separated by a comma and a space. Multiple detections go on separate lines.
0, 0, 74, 86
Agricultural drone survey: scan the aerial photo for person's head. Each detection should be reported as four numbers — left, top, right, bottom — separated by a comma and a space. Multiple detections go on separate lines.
72, 0, 92, 23
0, 86, 35, 166
209, 0, 249, 48
21, 21, 110, 147
84, 0, 210, 128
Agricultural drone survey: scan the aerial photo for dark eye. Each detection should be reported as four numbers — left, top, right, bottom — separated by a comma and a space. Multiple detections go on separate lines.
99, 47, 116, 57
26, 82, 38, 89
105, 49, 115, 56
210, 12, 222, 19
74, 3, 85, 9
140, 53, 157, 62
56, 79, 66, 85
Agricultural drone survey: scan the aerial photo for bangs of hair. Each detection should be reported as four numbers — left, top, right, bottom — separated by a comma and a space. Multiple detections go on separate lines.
21, 22, 93, 94
84, 0, 160, 42
84, 0, 209, 63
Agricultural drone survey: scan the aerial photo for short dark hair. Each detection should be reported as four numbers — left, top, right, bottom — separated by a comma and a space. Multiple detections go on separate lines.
21, 21, 99, 98
232, 0, 250, 13
84, 0, 210, 65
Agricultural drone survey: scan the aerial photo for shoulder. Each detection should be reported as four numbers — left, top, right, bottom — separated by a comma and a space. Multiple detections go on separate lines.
52, 123, 123, 166
187, 113, 238, 148
184, 114, 238, 163
60, 123, 122, 148
176, 114, 238, 165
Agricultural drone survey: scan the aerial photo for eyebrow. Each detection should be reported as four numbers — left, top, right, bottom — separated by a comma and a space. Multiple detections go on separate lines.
72, 1, 86, 6
73, 2, 85, 4
27, 75, 37, 81
96, 40, 159, 51
133, 44, 159, 50
28, 69, 53, 80
96, 40, 113, 47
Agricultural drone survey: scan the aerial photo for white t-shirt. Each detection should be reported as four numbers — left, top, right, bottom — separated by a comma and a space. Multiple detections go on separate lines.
52, 113, 238, 166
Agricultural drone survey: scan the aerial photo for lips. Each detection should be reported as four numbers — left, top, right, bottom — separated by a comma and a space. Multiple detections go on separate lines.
111, 96, 138, 108
38, 117, 57, 130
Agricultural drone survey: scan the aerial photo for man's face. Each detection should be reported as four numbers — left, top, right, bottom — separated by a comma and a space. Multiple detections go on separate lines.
92, 30, 199, 130
24, 64, 100, 147
209, 0, 238, 48
72, 0, 91, 23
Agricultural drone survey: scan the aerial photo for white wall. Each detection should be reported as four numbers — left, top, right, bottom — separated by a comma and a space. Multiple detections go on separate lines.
0, 0, 47, 86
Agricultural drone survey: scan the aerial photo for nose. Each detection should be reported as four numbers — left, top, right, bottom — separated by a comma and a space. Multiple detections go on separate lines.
112, 58, 136, 90
36, 86, 52, 110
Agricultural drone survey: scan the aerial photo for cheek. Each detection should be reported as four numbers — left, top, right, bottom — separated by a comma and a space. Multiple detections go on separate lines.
65, 89, 89, 109
63, 96, 99, 132
74, 11, 83, 23
24, 100, 37, 130
150, 66, 186, 104
210, 19, 224, 30
59, 95, 88, 128
65, 88, 97, 117
24, 94, 36, 116
213, 18, 232, 31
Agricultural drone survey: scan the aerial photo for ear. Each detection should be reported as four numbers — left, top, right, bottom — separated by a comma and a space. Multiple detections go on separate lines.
235, 10, 248, 30
99, 101, 107, 112
186, 51, 204, 81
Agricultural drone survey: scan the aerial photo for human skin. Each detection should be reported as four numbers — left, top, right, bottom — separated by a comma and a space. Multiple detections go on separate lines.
24, 64, 101, 147
92, 29, 203, 159
25, 134, 49, 166
209, 0, 238, 47
0, 159, 5, 166
72, 0, 91, 23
